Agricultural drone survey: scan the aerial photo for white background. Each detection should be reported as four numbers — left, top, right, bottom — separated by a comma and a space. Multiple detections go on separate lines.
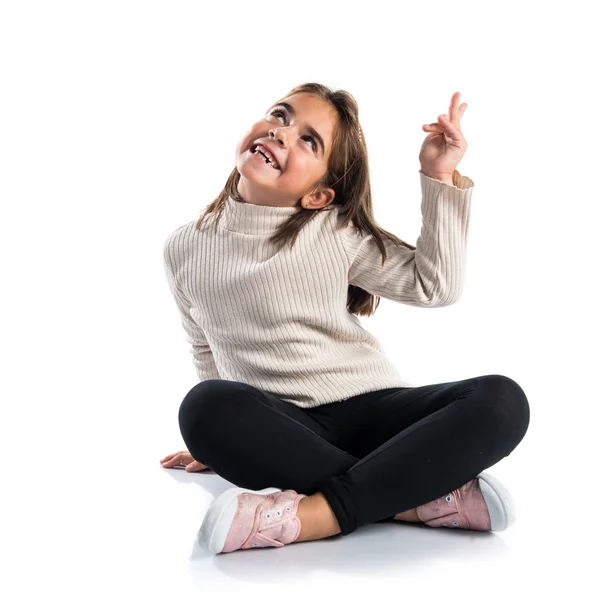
1, 0, 598, 597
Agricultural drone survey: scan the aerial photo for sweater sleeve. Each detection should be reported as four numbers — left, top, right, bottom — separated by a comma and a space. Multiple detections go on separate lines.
163, 238, 221, 382
342, 169, 474, 307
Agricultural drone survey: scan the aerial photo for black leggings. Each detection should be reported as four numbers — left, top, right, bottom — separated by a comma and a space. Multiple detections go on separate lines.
178, 374, 530, 536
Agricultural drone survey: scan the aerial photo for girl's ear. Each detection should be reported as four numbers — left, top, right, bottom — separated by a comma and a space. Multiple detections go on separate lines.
302, 187, 335, 210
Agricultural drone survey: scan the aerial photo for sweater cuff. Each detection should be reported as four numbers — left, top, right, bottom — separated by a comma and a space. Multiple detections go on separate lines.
419, 169, 474, 190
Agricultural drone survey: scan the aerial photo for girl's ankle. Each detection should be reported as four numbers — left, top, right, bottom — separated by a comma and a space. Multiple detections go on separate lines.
394, 508, 422, 522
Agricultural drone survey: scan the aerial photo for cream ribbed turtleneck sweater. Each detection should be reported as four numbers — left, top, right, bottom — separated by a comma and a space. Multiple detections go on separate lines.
163, 169, 474, 408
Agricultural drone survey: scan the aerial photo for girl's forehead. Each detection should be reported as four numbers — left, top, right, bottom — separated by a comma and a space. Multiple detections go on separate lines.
278, 93, 331, 116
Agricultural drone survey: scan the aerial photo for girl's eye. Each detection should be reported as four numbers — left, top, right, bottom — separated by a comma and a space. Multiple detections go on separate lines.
270, 110, 316, 151
302, 136, 317, 151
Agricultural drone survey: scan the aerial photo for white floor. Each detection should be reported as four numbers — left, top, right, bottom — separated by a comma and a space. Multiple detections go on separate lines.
8, 441, 593, 599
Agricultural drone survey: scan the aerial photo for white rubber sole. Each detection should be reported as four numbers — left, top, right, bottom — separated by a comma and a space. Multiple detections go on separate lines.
198, 486, 283, 554
477, 471, 516, 532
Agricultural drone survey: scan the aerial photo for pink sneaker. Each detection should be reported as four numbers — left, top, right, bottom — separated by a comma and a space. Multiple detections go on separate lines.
198, 486, 308, 554
415, 471, 516, 532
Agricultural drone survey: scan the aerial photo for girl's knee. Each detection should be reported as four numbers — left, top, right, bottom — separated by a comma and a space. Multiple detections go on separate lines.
479, 374, 530, 438
178, 379, 236, 433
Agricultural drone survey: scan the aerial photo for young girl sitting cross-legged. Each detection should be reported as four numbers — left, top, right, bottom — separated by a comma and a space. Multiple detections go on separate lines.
160, 82, 530, 555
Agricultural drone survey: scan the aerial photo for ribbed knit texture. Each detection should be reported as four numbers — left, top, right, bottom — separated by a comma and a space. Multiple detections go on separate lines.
163, 169, 474, 408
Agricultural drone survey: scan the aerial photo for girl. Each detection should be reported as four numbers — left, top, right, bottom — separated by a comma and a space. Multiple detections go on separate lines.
160, 83, 530, 555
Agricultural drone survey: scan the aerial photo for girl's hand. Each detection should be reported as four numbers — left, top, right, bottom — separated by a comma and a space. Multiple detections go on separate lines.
160, 450, 210, 472
419, 91, 468, 180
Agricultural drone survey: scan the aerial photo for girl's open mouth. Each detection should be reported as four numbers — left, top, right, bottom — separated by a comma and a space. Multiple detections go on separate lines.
249, 144, 281, 171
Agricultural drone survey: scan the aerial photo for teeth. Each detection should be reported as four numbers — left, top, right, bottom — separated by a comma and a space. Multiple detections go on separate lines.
253, 145, 279, 170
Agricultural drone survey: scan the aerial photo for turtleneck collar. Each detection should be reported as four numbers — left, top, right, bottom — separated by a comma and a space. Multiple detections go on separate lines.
219, 194, 299, 235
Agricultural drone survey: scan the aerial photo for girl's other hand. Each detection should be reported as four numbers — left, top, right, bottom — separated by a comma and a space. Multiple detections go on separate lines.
160, 451, 210, 472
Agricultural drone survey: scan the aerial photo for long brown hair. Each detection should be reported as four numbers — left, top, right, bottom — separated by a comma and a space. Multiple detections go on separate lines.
194, 82, 416, 317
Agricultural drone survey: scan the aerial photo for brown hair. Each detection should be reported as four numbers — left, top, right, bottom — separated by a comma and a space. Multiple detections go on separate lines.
194, 82, 416, 317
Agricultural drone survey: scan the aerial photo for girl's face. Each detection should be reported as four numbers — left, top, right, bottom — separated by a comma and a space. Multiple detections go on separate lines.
235, 93, 338, 209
